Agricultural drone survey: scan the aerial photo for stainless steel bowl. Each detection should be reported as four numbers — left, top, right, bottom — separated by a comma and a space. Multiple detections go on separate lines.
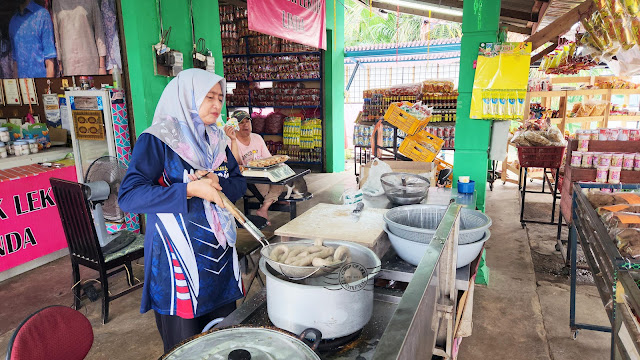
380, 172, 430, 205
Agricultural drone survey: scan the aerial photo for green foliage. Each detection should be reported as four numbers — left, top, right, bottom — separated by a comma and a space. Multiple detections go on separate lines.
344, 0, 461, 47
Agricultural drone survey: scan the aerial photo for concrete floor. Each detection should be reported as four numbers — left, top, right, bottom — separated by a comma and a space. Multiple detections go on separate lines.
0, 167, 614, 359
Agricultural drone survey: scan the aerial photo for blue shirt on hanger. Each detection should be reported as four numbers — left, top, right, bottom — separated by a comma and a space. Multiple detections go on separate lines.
9, 1, 57, 78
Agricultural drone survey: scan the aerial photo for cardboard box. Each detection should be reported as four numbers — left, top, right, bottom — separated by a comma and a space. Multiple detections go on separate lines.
359, 160, 434, 189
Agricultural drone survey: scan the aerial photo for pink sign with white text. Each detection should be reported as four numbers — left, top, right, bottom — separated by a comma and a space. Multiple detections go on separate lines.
0, 166, 76, 272
248, 0, 326, 50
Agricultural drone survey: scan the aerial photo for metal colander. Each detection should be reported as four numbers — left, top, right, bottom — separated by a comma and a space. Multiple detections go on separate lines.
380, 172, 430, 205
383, 204, 492, 244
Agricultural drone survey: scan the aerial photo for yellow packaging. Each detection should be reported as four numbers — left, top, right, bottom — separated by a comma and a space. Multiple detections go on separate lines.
632, 16, 640, 43
626, 0, 640, 16
470, 42, 531, 120
617, 16, 635, 49
593, 0, 610, 11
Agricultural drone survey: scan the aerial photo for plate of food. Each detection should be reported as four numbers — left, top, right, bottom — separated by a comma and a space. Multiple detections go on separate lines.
246, 155, 290, 169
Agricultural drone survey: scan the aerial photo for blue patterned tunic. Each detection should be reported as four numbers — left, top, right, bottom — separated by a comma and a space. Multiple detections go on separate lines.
118, 134, 246, 318
9, 1, 57, 78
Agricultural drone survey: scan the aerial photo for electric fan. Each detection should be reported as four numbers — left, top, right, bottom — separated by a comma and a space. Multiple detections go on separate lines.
84, 156, 136, 254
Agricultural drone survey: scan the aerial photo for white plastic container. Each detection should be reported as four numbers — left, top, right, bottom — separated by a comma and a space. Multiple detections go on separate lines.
27, 139, 38, 154
0, 141, 7, 158
13, 140, 28, 156
0, 127, 9, 142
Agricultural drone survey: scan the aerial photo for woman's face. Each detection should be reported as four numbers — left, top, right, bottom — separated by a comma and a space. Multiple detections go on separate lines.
238, 117, 252, 137
198, 83, 223, 125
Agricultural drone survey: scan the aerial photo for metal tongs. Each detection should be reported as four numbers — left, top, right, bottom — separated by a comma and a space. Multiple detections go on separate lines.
216, 190, 270, 248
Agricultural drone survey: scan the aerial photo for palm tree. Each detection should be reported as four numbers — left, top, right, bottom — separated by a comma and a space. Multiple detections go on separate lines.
344, 0, 462, 47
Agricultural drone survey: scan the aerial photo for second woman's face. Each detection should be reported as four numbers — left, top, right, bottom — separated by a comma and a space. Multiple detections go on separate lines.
199, 83, 224, 125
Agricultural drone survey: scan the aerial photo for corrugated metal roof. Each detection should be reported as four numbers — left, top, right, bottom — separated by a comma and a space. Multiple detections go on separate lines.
345, 38, 461, 52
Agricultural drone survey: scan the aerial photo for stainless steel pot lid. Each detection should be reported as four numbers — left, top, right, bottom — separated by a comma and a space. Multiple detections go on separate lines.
161, 327, 321, 360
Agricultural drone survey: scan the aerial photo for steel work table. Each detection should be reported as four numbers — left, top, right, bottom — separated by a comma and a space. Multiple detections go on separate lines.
216, 205, 466, 359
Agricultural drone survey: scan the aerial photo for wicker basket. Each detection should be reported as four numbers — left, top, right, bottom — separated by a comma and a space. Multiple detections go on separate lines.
517, 146, 565, 168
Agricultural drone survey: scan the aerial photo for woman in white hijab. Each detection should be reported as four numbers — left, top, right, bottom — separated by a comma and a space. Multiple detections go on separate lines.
119, 69, 247, 353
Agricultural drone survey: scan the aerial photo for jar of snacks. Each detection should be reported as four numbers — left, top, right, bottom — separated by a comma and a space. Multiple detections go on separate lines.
27, 139, 38, 154
13, 140, 28, 156
571, 151, 583, 167
596, 165, 609, 183
609, 167, 622, 184
611, 153, 624, 167
0, 127, 9, 142
623, 153, 636, 170
0, 142, 7, 158
582, 152, 594, 168
578, 133, 590, 152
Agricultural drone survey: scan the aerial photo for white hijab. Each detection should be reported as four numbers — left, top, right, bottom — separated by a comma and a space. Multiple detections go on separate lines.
144, 69, 235, 248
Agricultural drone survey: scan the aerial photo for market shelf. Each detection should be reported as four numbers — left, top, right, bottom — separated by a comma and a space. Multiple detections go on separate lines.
611, 89, 640, 95
259, 133, 283, 136
564, 116, 605, 123
226, 78, 322, 83
566, 89, 610, 96
609, 115, 640, 121
528, 90, 567, 97
223, 51, 321, 58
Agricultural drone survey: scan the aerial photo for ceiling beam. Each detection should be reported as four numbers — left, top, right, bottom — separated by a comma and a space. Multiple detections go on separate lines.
530, 42, 557, 63
370, 1, 463, 23
501, 8, 538, 22
531, 0, 552, 34
387, 0, 537, 22
501, 23, 533, 35
526, 0, 592, 49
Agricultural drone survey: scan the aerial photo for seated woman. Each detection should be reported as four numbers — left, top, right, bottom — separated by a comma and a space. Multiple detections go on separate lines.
227, 110, 283, 223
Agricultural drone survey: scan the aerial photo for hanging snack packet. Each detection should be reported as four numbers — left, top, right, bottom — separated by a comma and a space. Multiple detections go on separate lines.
625, 0, 640, 16
507, 90, 518, 118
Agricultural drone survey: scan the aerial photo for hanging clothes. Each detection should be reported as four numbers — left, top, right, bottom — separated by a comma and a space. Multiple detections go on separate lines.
100, 0, 122, 71
52, 0, 107, 75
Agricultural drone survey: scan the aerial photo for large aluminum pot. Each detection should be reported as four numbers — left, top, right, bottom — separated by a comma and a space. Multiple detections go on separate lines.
260, 240, 381, 339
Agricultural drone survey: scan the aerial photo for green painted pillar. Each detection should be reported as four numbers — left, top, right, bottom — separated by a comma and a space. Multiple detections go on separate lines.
453, 0, 501, 211
324, 0, 345, 173
121, 0, 224, 136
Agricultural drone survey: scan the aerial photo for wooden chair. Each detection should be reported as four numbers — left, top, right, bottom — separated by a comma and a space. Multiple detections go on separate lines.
6, 305, 93, 360
50, 178, 144, 324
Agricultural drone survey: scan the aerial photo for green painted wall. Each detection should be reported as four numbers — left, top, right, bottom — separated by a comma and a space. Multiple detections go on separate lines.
325, 0, 345, 173
453, 0, 501, 211
120, 0, 224, 136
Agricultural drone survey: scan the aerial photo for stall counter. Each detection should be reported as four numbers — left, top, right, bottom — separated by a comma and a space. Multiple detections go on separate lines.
0, 163, 76, 281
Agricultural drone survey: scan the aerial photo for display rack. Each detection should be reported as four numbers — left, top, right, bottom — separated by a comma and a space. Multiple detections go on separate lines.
223, 37, 324, 170
570, 183, 640, 360
525, 76, 640, 133
558, 140, 640, 264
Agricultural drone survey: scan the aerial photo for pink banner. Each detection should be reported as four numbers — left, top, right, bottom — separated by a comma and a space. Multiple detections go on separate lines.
0, 166, 76, 272
248, 0, 326, 50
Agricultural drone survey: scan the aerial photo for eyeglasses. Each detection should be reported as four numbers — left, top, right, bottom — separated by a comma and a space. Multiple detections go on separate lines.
239, 118, 252, 124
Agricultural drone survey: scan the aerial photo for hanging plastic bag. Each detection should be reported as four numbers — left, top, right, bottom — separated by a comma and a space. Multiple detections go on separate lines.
361, 158, 393, 197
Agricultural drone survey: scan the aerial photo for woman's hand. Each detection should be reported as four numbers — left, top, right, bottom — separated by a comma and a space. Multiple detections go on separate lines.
188, 170, 220, 184
186, 178, 225, 208
224, 125, 237, 141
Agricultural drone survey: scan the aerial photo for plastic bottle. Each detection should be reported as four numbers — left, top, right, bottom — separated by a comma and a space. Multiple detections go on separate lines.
112, 66, 122, 89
